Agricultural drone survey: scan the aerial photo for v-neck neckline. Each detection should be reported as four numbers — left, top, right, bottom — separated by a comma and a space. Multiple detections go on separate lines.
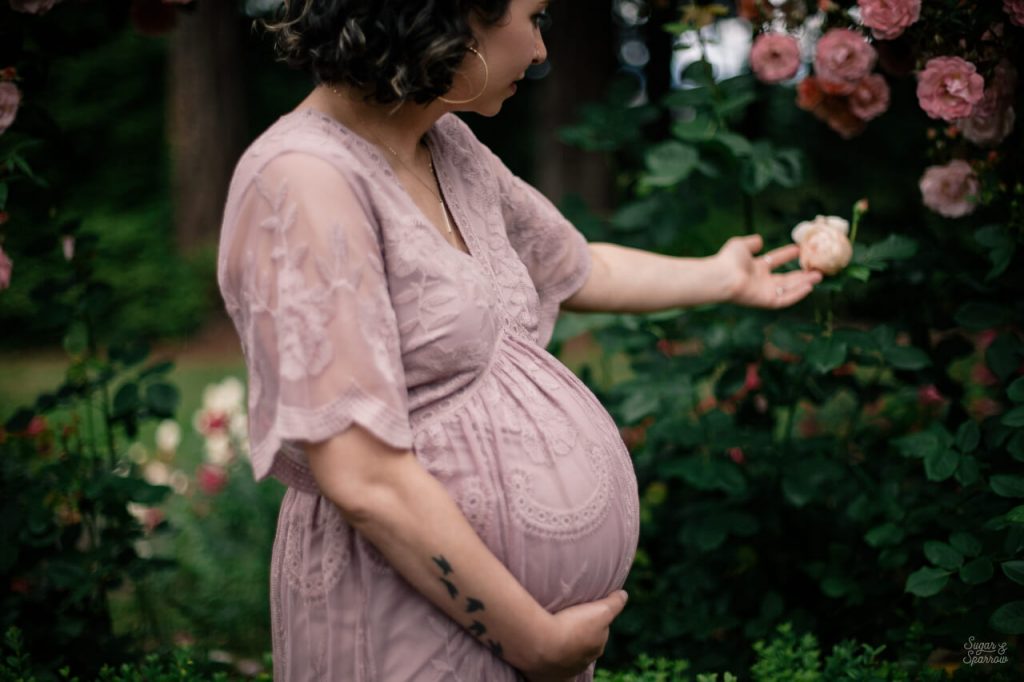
287, 107, 477, 262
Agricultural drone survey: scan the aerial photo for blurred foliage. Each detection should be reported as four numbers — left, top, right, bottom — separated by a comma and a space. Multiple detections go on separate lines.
553, 2, 1024, 676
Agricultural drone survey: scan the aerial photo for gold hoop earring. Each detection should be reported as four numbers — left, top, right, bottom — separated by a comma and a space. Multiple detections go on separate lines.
438, 46, 489, 104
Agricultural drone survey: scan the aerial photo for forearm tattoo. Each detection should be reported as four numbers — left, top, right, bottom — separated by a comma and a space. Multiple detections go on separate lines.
430, 554, 504, 660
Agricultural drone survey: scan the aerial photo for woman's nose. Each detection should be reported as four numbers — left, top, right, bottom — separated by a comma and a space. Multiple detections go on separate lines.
532, 35, 548, 65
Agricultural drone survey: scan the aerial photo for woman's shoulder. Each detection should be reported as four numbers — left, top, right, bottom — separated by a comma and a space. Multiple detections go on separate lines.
231, 109, 371, 189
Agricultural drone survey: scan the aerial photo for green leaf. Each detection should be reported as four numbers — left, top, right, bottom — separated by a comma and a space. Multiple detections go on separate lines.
893, 431, 941, 459
949, 531, 982, 558
865, 522, 904, 548
711, 132, 753, 158
145, 383, 180, 419
991, 475, 1024, 498
1011, 433, 1024, 463
975, 225, 1015, 281
671, 114, 719, 142
924, 448, 958, 482
865, 235, 918, 264
0, 181, 7, 210
884, 346, 931, 371
845, 264, 871, 282
924, 541, 963, 570
1007, 505, 1024, 524
1009, 378, 1024, 403
62, 323, 88, 357
644, 141, 699, 187
806, 337, 848, 374
960, 558, 994, 585
1002, 406, 1024, 428
113, 382, 140, 415
956, 302, 1014, 331
990, 601, 1024, 634
905, 567, 949, 597
955, 455, 980, 486
1002, 561, 1024, 586
955, 421, 981, 453
987, 334, 1023, 382
621, 389, 659, 423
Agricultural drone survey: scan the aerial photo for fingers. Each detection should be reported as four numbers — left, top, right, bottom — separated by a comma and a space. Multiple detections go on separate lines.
740, 234, 764, 255
760, 244, 800, 269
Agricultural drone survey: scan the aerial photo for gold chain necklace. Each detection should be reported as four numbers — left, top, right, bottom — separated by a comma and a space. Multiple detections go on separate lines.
327, 85, 453, 235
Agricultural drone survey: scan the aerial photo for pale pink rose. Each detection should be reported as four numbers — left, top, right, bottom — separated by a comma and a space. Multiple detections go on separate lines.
0, 82, 21, 136
8, 0, 58, 13
750, 33, 801, 84
958, 89, 1015, 147
916, 56, 985, 121
798, 226, 853, 275
919, 159, 979, 218
814, 28, 878, 95
791, 216, 852, 276
849, 74, 891, 120
858, 0, 921, 40
61, 235, 75, 261
0, 246, 11, 291
1004, 0, 1024, 28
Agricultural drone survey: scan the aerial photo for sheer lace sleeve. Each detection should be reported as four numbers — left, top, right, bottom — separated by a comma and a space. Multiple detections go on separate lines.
218, 151, 411, 492
472, 131, 593, 344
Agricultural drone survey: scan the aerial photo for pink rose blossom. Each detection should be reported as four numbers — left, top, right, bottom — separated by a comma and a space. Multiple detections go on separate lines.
814, 28, 878, 95
858, 0, 921, 40
1004, 0, 1024, 27
791, 216, 853, 275
958, 89, 1015, 147
8, 0, 58, 13
197, 463, 228, 496
61, 235, 75, 262
750, 33, 801, 84
0, 82, 21, 136
849, 74, 891, 120
0, 246, 11, 291
919, 159, 979, 218
916, 56, 985, 122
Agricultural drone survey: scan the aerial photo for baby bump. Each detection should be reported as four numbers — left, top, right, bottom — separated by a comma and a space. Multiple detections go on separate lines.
411, 350, 640, 611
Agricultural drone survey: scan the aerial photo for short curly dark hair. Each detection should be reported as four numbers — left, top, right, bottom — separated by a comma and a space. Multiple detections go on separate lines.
260, 0, 513, 106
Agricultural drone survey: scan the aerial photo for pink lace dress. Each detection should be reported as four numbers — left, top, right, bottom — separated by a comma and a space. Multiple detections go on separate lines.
217, 107, 639, 681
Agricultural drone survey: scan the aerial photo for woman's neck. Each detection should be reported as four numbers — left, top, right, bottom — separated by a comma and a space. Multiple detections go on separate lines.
301, 83, 449, 162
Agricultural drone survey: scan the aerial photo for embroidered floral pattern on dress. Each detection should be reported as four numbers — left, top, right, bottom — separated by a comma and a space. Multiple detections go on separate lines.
219, 109, 638, 682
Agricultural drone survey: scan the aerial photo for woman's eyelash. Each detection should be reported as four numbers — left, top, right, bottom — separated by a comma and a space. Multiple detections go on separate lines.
532, 10, 552, 31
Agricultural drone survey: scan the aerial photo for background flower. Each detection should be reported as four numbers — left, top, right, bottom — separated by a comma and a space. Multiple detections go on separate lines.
0, 81, 21, 136
0, 246, 12, 290
857, 0, 921, 40
750, 33, 801, 84
813, 28, 877, 94
1004, 0, 1024, 28
916, 56, 985, 122
849, 74, 891, 121
919, 159, 979, 217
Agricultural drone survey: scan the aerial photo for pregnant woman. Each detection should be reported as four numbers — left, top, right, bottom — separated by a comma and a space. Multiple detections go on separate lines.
216, 1, 823, 679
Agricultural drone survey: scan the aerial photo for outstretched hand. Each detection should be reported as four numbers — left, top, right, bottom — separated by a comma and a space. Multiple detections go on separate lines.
715, 234, 823, 309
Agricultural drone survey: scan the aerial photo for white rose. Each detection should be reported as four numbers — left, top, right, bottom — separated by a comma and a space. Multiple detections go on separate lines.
155, 419, 181, 454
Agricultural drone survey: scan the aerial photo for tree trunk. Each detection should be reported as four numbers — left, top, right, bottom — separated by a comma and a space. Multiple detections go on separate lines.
533, 0, 618, 216
168, 2, 248, 255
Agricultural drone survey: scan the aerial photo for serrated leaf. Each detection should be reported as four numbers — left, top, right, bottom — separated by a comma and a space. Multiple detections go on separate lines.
1002, 406, 1024, 428
1002, 561, 1024, 586
671, 114, 719, 142
990, 601, 1024, 634
644, 141, 698, 187
807, 337, 848, 374
956, 302, 1014, 330
956, 421, 981, 453
884, 346, 931, 370
865, 522, 904, 548
924, 541, 963, 570
893, 432, 941, 459
950, 531, 982, 557
960, 558, 994, 585
905, 567, 949, 597
924, 448, 958, 482
991, 475, 1024, 498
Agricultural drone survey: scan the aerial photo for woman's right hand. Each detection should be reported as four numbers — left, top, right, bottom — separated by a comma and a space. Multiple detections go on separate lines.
523, 590, 629, 682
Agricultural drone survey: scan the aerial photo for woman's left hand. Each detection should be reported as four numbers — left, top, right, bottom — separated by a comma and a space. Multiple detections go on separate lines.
715, 234, 823, 309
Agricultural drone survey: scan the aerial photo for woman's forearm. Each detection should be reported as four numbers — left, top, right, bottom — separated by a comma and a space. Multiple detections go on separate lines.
562, 242, 736, 313
305, 426, 554, 674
